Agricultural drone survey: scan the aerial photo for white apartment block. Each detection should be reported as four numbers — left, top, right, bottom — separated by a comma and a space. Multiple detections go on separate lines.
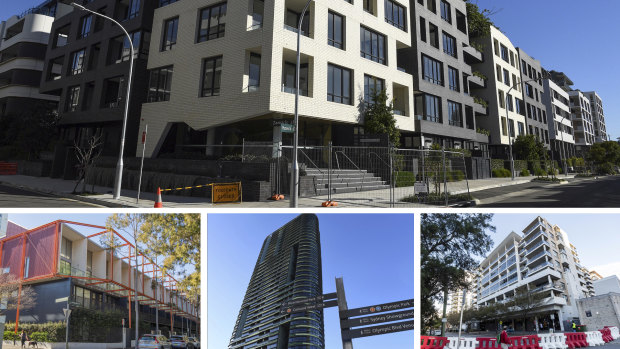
137, 0, 415, 157
471, 26, 526, 158
543, 78, 576, 159
476, 216, 594, 331
0, 1, 67, 117
583, 91, 608, 143
568, 90, 594, 150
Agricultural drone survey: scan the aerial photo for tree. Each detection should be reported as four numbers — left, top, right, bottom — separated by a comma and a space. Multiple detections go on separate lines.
587, 141, 620, 174
465, 1, 494, 39
421, 214, 495, 333
513, 134, 545, 161
0, 273, 37, 335
0, 101, 60, 160
72, 135, 103, 194
362, 88, 400, 147
505, 288, 548, 332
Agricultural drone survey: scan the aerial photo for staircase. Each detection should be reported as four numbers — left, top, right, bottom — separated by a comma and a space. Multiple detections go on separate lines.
304, 168, 390, 195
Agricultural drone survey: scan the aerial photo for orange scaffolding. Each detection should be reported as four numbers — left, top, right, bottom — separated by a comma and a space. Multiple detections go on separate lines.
0, 220, 200, 334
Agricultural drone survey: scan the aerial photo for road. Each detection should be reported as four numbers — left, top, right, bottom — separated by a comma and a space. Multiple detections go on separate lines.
0, 184, 102, 207
476, 176, 620, 207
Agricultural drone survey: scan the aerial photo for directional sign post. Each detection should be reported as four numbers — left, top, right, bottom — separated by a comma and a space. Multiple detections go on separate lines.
341, 309, 414, 328
342, 320, 414, 340
280, 293, 339, 315
340, 299, 414, 318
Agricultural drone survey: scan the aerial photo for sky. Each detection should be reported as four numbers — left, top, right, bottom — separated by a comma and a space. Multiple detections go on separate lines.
487, 214, 620, 279
473, 0, 620, 141
207, 213, 414, 349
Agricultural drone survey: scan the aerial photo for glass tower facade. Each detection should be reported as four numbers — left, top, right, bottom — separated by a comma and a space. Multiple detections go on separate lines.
229, 214, 325, 349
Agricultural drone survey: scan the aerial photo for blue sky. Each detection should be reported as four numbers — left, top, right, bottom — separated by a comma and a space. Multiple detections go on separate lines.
474, 0, 620, 141
2, 0, 618, 140
207, 213, 414, 349
488, 214, 620, 278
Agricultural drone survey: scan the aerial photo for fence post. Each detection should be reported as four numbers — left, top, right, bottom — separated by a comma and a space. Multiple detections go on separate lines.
463, 154, 471, 201
442, 148, 448, 206
328, 141, 333, 202
389, 144, 394, 208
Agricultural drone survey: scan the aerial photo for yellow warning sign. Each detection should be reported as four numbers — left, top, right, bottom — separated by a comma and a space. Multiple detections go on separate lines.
212, 182, 242, 204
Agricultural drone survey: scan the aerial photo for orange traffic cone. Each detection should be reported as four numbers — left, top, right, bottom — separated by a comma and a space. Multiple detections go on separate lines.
154, 187, 163, 208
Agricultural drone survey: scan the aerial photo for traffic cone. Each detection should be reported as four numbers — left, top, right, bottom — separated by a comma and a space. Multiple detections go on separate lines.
154, 187, 163, 208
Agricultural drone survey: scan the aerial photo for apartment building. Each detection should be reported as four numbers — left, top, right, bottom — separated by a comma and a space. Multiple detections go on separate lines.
568, 90, 594, 154
517, 48, 549, 148
229, 214, 323, 349
401, 0, 488, 154
136, 0, 415, 158
542, 78, 576, 161
0, 0, 66, 118
583, 91, 608, 143
470, 26, 526, 158
476, 216, 593, 331
39, 0, 158, 164
0, 219, 199, 339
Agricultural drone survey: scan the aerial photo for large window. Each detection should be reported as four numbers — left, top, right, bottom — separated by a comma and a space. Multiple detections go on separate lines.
201, 56, 222, 97
285, 10, 310, 37
364, 74, 385, 104
385, 0, 406, 31
500, 44, 508, 62
503, 68, 510, 86
328, 11, 344, 49
418, 94, 441, 123
162, 17, 178, 51
363, 0, 374, 14
61, 237, 73, 260
248, 53, 261, 92
112, 31, 141, 63
282, 62, 308, 96
422, 54, 443, 85
198, 2, 227, 42
127, 0, 140, 19
419, 17, 426, 42
448, 67, 459, 91
440, 0, 451, 23
251, 0, 264, 29
447, 100, 462, 127
429, 23, 439, 48
327, 63, 351, 105
147, 66, 173, 102
442, 32, 456, 57
69, 49, 86, 75
79, 15, 92, 39
360, 26, 386, 64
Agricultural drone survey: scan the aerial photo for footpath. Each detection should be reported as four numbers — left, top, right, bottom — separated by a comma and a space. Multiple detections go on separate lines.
0, 174, 576, 208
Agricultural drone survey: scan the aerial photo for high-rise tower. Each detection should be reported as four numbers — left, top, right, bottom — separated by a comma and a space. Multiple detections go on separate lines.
229, 214, 324, 349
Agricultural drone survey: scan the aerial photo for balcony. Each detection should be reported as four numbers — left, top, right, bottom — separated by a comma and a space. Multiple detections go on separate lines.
528, 261, 554, 276
469, 74, 485, 88
462, 43, 483, 63
526, 240, 549, 256
528, 250, 551, 264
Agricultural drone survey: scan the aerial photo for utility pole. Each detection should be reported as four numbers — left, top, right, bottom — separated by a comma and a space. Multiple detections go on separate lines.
336, 278, 353, 349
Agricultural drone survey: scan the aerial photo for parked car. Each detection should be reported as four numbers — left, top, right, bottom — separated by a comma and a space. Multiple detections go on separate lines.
170, 335, 194, 349
188, 337, 200, 348
138, 334, 171, 349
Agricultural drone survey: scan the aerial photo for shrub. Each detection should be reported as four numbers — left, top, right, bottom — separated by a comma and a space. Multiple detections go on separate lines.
4, 331, 19, 341
395, 171, 416, 187
492, 168, 511, 178
597, 162, 616, 175
30, 332, 49, 342
491, 159, 505, 171
446, 170, 465, 182
534, 168, 547, 177
520, 169, 530, 177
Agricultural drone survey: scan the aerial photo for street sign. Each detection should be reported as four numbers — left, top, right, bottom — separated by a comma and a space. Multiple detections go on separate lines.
282, 293, 337, 307
341, 309, 414, 328
55, 297, 69, 303
414, 182, 428, 194
280, 124, 295, 133
442, 318, 448, 323
63, 308, 72, 318
212, 182, 242, 204
342, 320, 414, 340
341, 299, 413, 318
280, 299, 338, 315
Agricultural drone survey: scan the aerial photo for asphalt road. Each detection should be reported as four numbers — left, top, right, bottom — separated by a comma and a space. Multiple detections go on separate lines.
0, 184, 101, 207
476, 176, 620, 207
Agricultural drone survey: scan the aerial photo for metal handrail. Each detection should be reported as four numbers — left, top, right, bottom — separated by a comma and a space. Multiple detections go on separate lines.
334, 150, 366, 191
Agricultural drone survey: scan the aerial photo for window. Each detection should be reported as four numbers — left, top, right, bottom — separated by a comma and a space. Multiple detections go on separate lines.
440, 0, 451, 23
509, 119, 515, 137
282, 62, 308, 96
198, 2, 227, 42
495, 64, 501, 82
456, 10, 466, 33
498, 90, 505, 109
448, 67, 459, 91
201, 56, 222, 97
419, 17, 426, 42
364, 74, 385, 104
159, 0, 178, 7
88, 43, 100, 70
61, 237, 73, 260
127, 0, 140, 19
448, 100, 462, 127
442, 32, 456, 57
248, 53, 261, 92
162, 17, 178, 51
417, 94, 441, 123
501, 117, 507, 136
102, 76, 125, 108
251, 0, 264, 29
500, 44, 508, 62
525, 83, 533, 98
506, 94, 513, 112
429, 23, 439, 48
94, 7, 106, 32
285, 9, 310, 37
426, 0, 436, 13
69, 49, 86, 75
385, 0, 406, 31
327, 63, 351, 105
328, 11, 344, 49
360, 26, 386, 64
111, 31, 141, 63
509, 50, 514, 67
422, 54, 443, 85
148, 66, 173, 102
518, 122, 525, 136
493, 38, 499, 56
515, 98, 523, 115
79, 15, 92, 39
503, 68, 509, 86
363, 0, 374, 14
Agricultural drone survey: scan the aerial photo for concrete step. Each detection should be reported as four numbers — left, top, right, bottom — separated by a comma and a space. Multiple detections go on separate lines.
305, 169, 369, 175
314, 176, 384, 184
317, 181, 387, 189
316, 184, 391, 195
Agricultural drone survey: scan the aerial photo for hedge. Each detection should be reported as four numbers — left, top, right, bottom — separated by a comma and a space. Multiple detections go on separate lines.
520, 169, 530, 177
491, 159, 505, 171
4, 322, 65, 342
395, 171, 416, 187
492, 168, 511, 178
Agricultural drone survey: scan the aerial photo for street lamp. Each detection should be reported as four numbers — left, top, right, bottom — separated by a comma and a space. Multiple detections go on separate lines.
290, 0, 313, 208
506, 76, 548, 180
70, 2, 134, 200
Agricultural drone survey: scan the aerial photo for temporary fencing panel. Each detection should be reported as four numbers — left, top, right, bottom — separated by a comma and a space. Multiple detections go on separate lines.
553, 333, 568, 349
446, 337, 477, 349
421, 336, 450, 349
477, 337, 502, 349
539, 334, 554, 349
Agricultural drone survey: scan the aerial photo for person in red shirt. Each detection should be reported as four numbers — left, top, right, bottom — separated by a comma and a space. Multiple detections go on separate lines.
500, 326, 511, 349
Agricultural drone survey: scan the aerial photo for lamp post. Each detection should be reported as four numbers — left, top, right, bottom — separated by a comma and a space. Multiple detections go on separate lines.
70, 3, 134, 200
506, 76, 548, 180
290, 0, 313, 208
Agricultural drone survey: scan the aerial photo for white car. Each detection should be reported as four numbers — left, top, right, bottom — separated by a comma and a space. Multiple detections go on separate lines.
138, 334, 171, 349
188, 337, 200, 348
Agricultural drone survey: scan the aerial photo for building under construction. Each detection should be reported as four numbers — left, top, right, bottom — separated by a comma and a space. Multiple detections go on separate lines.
0, 218, 199, 343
